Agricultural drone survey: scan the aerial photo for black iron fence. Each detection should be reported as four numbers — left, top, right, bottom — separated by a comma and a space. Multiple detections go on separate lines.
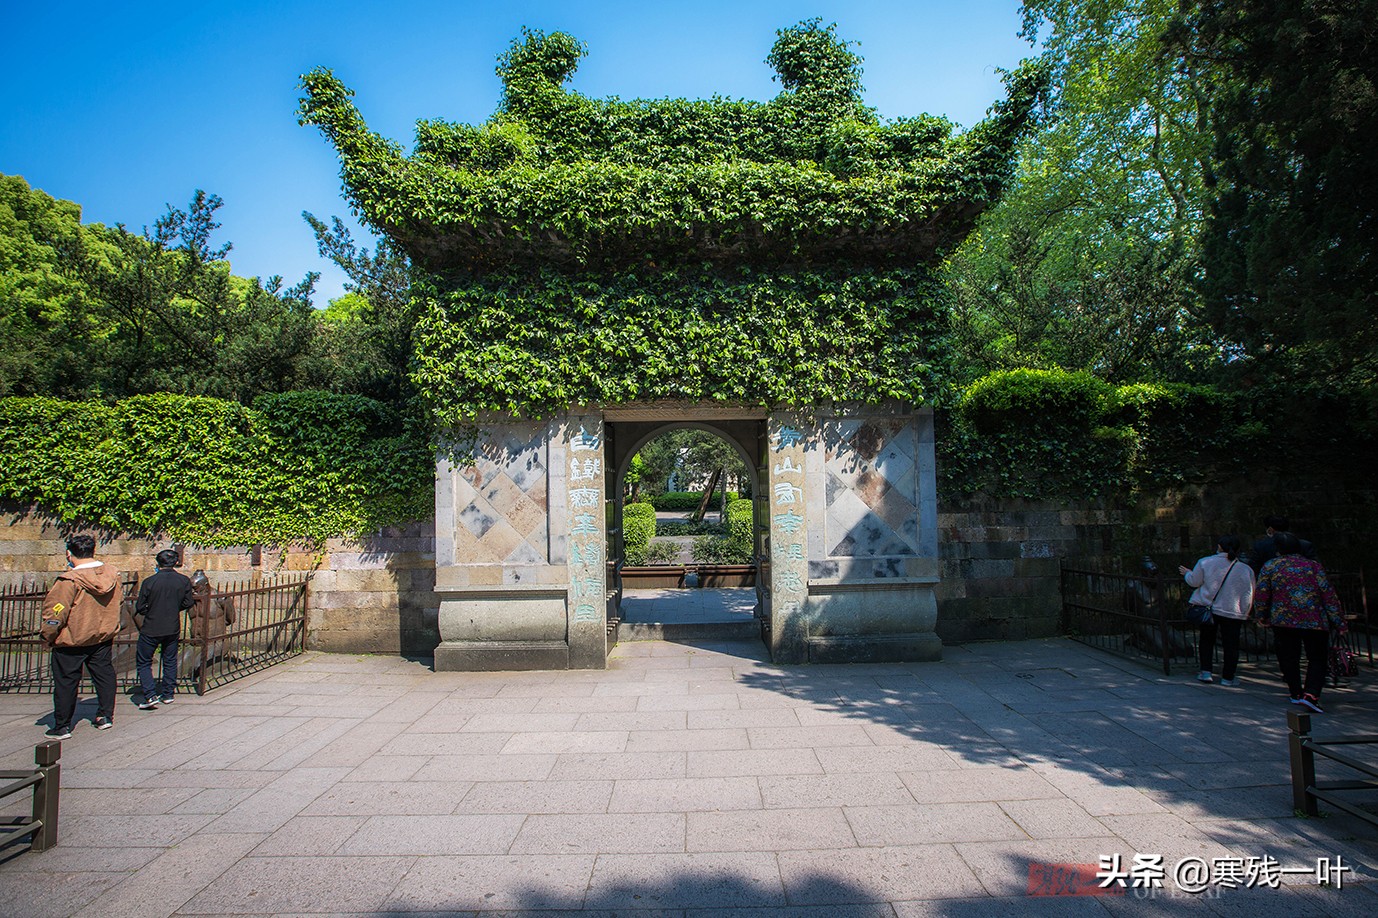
0, 574, 308, 695
1059, 561, 1370, 676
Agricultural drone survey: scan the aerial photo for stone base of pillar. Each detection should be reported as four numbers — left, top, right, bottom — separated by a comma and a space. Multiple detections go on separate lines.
435, 640, 571, 671
805, 632, 943, 663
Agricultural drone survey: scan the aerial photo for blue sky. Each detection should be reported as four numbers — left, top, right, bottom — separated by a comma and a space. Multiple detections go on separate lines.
2, 1, 1032, 303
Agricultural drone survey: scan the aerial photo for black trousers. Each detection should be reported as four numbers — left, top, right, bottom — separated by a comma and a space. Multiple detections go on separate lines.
1273, 626, 1329, 699
51, 641, 116, 728
1198, 617, 1244, 680
136, 632, 179, 699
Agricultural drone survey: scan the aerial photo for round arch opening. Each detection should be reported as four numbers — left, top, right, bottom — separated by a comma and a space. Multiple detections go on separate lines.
605, 418, 767, 645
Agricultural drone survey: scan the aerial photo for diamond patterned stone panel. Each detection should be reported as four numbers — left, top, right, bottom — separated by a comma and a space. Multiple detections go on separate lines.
823, 419, 919, 558
451, 425, 550, 565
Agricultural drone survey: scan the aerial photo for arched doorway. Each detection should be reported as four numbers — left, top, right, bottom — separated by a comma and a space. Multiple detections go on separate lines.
432, 402, 942, 670
605, 413, 767, 647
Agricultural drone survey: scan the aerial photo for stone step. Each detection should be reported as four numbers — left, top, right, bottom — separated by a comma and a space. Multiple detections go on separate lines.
616, 619, 761, 643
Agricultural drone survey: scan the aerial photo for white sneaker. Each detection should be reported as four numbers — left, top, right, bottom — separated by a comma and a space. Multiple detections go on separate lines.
1220, 678, 1239, 687
1196, 671, 1213, 683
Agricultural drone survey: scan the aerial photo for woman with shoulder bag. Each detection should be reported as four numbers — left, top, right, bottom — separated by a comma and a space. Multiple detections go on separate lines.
1255, 531, 1345, 713
1178, 535, 1255, 686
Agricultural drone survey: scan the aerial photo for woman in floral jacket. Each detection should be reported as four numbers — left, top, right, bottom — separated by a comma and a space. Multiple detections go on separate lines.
1255, 531, 1346, 713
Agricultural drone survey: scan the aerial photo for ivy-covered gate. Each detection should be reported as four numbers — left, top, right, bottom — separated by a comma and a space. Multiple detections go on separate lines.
301, 20, 1042, 668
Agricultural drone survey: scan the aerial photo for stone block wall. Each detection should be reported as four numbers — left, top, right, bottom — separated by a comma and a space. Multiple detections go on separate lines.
6, 464, 1372, 656
935, 475, 1376, 645
0, 506, 439, 656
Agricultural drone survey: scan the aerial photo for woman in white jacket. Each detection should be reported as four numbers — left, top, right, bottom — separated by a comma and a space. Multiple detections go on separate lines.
1178, 535, 1256, 686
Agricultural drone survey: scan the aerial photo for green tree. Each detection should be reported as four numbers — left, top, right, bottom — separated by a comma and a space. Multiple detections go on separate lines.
85, 191, 327, 401
945, 0, 1219, 383
632, 430, 748, 496
1190, 0, 1378, 419
304, 213, 417, 405
0, 175, 102, 397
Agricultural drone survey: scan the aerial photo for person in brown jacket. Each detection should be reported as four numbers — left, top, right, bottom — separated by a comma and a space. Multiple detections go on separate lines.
40, 534, 121, 738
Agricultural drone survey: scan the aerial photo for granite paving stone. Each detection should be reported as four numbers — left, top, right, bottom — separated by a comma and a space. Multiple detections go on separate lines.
203, 766, 353, 832
334, 813, 527, 855
608, 775, 762, 813
0, 869, 127, 918
340, 753, 430, 782
181, 855, 415, 914
546, 750, 686, 781
456, 777, 614, 814
169, 787, 261, 815
380, 854, 598, 912
509, 812, 688, 854
54, 812, 217, 848
1, 633, 1373, 917
500, 730, 629, 755
71, 832, 265, 918
760, 773, 915, 809
845, 801, 1028, 846
297, 779, 468, 816
997, 798, 1112, 840
57, 785, 203, 816
377, 729, 511, 756
899, 765, 1063, 803
585, 851, 787, 910
410, 751, 557, 782
686, 747, 824, 778
686, 807, 857, 852
952, 836, 1130, 897
249, 815, 369, 856
778, 844, 987, 902
626, 727, 750, 752
747, 724, 875, 749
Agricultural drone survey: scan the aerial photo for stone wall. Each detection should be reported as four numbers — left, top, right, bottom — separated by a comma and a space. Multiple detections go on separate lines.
935, 474, 1377, 645
0, 506, 439, 656
5, 465, 1372, 656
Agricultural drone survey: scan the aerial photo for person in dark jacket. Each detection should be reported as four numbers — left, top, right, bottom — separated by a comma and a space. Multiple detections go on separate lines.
41, 534, 122, 738
1247, 515, 1316, 572
133, 549, 195, 708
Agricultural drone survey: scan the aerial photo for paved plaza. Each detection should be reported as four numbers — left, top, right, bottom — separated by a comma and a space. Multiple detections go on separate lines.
1, 631, 1376, 916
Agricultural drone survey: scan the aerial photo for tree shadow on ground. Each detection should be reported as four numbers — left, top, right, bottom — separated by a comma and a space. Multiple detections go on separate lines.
721, 637, 1378, 873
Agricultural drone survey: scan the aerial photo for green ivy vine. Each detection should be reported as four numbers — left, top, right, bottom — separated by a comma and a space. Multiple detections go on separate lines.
299, 20, 1047, 425
0, 392, 433, 545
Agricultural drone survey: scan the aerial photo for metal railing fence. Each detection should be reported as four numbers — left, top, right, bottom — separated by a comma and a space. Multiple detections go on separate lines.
0, 740, 61, 853
0, 574, 308, 695
1288, 711, 1378, 828
1059, 562, 1369, 677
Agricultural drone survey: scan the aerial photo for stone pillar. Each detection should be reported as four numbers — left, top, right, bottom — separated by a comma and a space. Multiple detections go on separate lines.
779, 403, 942, 663
765, 412, 811, 663
433, 413, 607, 671
561, 414, 609, 669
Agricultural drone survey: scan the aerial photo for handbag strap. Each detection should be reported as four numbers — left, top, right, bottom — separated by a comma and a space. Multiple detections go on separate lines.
1208, 560, 1238, 607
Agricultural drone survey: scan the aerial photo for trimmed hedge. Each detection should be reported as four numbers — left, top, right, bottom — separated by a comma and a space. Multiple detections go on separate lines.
621, 502, 656, 565
726, 497, 755, 563
0, 393, 432, 546
648, 491, 740, 511
691, 497, 755, 564
938, 370, 1246, 499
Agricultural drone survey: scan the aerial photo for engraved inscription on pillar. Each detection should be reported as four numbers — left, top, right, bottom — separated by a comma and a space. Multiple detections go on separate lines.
768, 419, 808, 631
566, 422, 606, 629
